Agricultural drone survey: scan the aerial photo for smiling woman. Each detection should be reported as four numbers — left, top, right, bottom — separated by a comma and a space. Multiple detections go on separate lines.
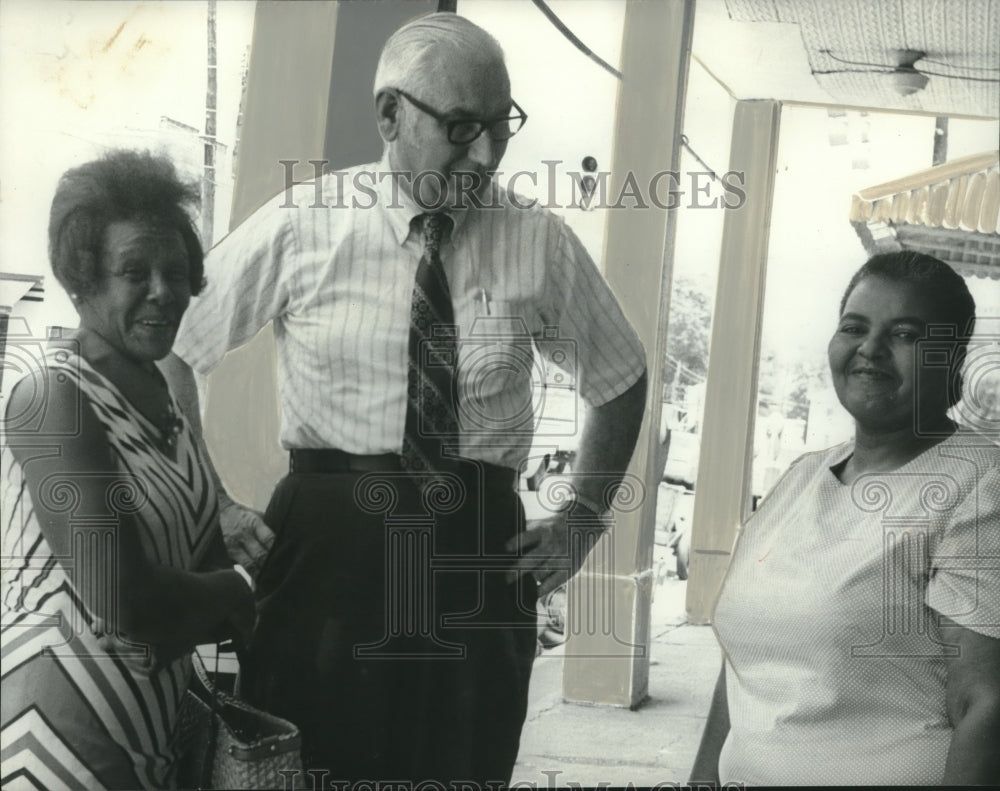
76, 221, 193, 363
692, 251, 1000, 785
828, 252, 976, 451
1, 150, 255, 790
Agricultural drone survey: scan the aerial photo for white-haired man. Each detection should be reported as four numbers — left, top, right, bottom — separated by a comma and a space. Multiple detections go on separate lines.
166, 11, 647, 786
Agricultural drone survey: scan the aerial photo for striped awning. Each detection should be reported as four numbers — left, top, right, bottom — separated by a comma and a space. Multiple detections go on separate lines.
850, 151, 1000, 280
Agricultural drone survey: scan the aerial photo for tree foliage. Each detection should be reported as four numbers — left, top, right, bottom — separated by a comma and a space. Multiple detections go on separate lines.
663, 276, 712, 397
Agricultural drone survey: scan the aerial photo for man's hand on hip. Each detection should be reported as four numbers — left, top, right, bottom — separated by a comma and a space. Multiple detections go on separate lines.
504, 504, 607, 598
219, 500, 275, 579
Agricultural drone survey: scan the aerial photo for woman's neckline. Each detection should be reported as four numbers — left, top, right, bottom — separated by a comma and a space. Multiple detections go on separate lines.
57, 329, 183, 457
829, 424, 957, 486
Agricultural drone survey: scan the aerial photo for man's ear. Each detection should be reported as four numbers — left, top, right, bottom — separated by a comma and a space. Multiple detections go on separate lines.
375, 90, 401, 142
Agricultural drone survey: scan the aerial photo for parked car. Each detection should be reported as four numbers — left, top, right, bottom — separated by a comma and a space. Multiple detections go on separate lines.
663, 429, 700, 489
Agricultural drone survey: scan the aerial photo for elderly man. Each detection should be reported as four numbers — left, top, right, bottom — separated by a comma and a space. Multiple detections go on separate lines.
165, 11, 646, 786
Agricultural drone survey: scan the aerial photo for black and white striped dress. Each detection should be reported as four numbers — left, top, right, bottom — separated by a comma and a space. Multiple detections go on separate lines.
1, 347, 219, 790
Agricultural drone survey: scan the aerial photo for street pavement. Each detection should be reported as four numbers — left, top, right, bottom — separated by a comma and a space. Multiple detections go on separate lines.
511, 573, 721, 788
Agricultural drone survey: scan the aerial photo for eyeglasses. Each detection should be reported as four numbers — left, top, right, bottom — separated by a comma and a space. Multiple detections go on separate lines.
395, 89, 528, 145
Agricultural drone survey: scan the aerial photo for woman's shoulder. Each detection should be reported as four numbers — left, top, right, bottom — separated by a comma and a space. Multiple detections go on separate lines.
4, 343, 115, 442
750, 442, 851, 512
933, 426, 1000, 472
788, 441, 854, 477
6, 348, 81, 426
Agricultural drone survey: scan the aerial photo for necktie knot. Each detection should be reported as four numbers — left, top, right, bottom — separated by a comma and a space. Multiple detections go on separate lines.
421, 213, 451, 256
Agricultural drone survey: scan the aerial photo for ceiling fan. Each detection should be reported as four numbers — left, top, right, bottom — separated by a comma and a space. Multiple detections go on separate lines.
814, 48, 1000, 95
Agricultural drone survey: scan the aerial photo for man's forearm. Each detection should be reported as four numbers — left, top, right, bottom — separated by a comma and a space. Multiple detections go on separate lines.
570, 369, 648, 512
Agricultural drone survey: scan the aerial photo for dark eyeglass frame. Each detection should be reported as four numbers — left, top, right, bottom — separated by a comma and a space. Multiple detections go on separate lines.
395, 89, 528, 145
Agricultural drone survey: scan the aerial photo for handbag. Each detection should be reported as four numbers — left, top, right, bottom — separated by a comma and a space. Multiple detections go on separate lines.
174, 645, 303, 790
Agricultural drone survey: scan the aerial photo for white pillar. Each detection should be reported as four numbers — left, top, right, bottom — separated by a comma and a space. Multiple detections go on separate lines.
562, 0, 695, 708
685, 99, 781, 624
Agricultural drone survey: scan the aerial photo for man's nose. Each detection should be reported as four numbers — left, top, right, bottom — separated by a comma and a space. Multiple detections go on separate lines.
467, 132, 501, 169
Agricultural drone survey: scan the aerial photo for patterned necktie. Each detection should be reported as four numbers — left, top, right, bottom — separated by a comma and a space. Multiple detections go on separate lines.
401, 213, 459, 484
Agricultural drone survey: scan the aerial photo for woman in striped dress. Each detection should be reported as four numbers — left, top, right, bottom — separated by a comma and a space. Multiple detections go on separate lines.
1, 151, 256, 790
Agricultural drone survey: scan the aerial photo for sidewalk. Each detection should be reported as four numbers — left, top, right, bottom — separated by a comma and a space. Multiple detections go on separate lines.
511, 576, 721, 788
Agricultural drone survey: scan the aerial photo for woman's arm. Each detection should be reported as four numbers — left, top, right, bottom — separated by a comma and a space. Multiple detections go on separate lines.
8, 370, 254, 648
690, 661, 730, 784
942, 618, 1000, 783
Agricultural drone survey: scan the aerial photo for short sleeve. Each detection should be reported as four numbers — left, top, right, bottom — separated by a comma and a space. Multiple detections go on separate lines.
173, 194, 296, 374
542, 217, 646, 406
926, 464, 1000, 639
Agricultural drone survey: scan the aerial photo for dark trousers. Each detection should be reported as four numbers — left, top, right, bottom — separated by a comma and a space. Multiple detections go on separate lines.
242, 460, 538, 787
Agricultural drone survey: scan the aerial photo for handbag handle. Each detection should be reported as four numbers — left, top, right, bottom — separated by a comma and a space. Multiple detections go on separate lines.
199, 640, 236, 789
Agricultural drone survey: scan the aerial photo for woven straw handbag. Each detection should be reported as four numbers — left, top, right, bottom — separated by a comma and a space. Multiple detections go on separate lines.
174, 649, 303, 789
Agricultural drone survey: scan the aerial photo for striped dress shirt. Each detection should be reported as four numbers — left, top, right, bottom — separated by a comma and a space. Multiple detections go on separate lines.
173, 160, 646, 471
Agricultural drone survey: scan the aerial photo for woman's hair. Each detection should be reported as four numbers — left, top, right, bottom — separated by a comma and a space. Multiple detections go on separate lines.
373, 12, 504, 97
840, 251, 977, 407
48, 149, 205, 297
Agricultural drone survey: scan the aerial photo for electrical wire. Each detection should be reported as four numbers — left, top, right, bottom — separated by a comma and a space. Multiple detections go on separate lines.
819, 48, 903, 70
530, 0, 623, 81
528, 1, 726, 183
680, 134, 717, 180
818, 49, 1000, 81
813, 67, 1000, 82
920, 55, 999, 71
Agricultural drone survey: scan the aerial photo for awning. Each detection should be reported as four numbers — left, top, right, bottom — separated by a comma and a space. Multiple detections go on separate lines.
850, 150, 1000, 280
0, 272, 45, 315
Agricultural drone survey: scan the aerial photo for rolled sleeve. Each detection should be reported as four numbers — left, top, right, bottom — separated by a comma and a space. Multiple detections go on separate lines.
543, 218, 646, 407
927, 465, 1000, 639
174, 196, 295, 375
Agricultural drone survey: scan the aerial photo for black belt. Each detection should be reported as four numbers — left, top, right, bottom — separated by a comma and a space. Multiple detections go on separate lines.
290, 449, 402, 473
289, 449, 517, 490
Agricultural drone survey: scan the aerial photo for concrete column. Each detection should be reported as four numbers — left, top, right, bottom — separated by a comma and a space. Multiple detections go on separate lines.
201, 1, 433, 510
685, 100, 781, 624
562, 0, 694, 708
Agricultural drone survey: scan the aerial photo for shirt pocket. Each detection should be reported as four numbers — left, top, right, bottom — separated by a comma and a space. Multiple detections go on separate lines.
458, 299, 538, 435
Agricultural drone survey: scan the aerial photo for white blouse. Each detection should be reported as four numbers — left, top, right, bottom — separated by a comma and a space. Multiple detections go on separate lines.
714, 429, 1000, 785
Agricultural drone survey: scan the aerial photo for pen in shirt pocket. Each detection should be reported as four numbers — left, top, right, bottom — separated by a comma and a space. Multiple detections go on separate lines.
478, 287, 492, 316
